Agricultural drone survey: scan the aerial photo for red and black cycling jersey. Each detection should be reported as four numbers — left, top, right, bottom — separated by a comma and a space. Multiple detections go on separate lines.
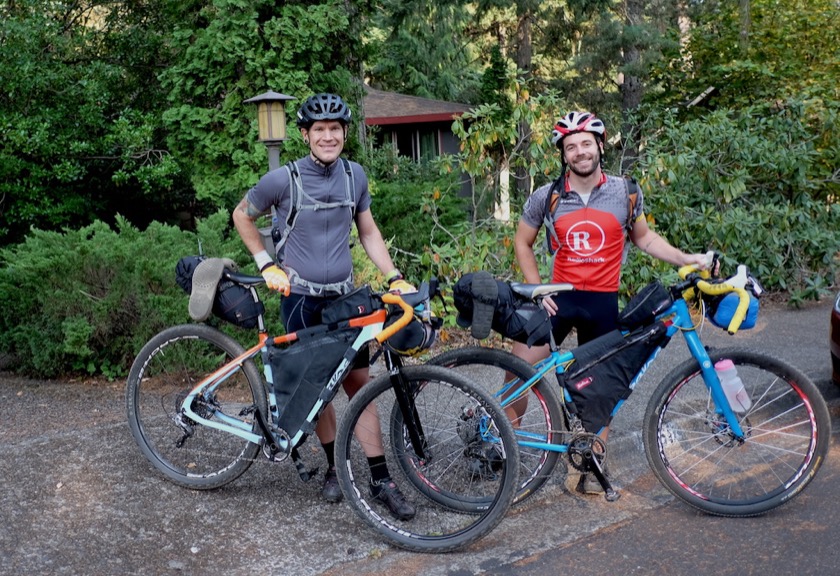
521, 174, 645, 292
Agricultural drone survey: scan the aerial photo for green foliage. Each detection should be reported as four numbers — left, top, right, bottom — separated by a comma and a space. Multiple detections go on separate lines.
370, 173, 468, 282
650, 0, 839, 109
0, 0, 194, 245
633, 102, 840, 301
446, 84, 567, 217
160, 0, 366, 209
366, 0, 482, 102
0, 211, 270, 378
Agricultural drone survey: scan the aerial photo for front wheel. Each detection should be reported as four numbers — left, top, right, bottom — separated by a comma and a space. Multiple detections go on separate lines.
644, 348, 830, 517
334, 364, 520, 553
126, 324, 267, 490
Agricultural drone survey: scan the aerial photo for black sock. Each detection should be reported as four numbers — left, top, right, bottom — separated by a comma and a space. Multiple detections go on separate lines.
368, 455, 389, 484
322, 441, 335, 469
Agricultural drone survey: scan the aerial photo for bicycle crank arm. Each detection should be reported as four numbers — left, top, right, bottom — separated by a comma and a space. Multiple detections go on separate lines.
590, 464, 620, 502
585, 454, 620, 502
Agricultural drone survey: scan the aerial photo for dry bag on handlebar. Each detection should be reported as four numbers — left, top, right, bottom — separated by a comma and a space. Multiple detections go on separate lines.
383, 311, 439, 357
453, 272, 552, 347
561, 322, 670, 433
268, 326, 360, 444
705, 292, 760, 330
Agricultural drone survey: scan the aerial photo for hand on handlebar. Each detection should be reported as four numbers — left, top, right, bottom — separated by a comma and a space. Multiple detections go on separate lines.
389, 278, 417, 295
260, 264, 291, 296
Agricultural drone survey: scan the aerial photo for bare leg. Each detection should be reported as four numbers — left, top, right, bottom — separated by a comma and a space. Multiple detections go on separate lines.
313, 366, 385, 458
506, 341, 551, 424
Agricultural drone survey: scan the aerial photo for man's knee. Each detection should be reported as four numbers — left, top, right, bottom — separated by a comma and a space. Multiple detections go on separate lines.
343, 367, 370, 399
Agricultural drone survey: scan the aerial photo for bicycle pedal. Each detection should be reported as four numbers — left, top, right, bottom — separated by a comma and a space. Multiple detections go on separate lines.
604, 488, 620, 502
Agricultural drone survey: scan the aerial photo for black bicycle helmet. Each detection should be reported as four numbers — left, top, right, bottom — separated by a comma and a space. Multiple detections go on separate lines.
296, 93, 352, 128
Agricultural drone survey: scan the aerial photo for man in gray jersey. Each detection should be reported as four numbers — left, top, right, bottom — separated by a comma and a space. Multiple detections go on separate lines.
232, 93, 416, 520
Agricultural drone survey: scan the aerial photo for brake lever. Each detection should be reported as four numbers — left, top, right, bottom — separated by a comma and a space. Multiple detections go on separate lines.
747, 273, 764, 297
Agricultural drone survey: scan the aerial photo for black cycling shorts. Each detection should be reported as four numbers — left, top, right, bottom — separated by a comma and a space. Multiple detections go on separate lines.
281, 292, 370, 369
550, 291, 619, 346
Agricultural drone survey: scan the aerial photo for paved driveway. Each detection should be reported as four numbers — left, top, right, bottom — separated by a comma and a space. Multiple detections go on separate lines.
1, 297, 835, 575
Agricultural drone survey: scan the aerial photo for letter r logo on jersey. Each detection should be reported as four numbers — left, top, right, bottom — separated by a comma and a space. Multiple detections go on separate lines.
570, 231, 592, 251
565, 221, 606, 257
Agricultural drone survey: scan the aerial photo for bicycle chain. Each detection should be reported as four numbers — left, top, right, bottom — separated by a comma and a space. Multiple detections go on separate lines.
169, 410, 295, 466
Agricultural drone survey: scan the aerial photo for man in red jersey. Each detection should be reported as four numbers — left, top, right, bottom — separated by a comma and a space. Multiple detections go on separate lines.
514, 111, 710, 494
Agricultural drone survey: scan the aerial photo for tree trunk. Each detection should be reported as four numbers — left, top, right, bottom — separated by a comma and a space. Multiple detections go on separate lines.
739, 0, 751, 56
495, 156, 511, 222
620, 0, 644, 174
515, 10, 533, 198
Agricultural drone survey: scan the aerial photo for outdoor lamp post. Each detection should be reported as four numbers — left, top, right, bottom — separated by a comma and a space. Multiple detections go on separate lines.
244, 90, 296, 171
244, 90, 296, 251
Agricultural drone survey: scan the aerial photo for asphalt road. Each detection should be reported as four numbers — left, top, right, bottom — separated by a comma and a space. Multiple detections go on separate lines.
0, 297, 836, 576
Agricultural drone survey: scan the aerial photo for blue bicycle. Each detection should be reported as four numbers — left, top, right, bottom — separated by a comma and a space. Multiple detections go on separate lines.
429, 260, 830, 516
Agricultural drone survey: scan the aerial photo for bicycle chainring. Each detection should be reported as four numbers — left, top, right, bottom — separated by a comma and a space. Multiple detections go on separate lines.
567, 432, 607, 473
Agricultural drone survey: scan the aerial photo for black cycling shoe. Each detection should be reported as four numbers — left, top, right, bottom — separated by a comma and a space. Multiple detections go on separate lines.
469, 271, 498, 340
576, 463, 611, 495
322, 467, 343, 503
370, 477, 416, 520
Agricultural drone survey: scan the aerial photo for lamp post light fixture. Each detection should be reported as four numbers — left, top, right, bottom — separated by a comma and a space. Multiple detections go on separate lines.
244, 90, 296, 171
244, 90, 295, 253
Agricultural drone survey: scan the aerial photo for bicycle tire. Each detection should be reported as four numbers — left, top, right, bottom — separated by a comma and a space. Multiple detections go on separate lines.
126, 324, 267, 490
427, 347, 567, 504
334, 364, 520, 553
643, 347, 830, 517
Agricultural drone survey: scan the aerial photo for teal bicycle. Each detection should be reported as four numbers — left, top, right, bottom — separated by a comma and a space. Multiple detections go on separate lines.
429, 259, 830, 516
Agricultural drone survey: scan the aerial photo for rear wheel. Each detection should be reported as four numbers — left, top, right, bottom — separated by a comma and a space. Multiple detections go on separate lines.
126, 324, 266, 489
428, 347, 567, 504
644, 348, 830, 517
334, 365, 520, 553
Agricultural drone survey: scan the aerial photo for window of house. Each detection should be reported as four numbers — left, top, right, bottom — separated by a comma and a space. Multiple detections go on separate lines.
418, 129, 439, 162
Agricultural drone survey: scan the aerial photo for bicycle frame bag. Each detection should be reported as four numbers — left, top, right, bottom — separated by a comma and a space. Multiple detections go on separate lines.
617, 281, 673, 331
320, 284, 383, 325
453, 273, 552, 347
561, 321, 670, 433
268, 326, 361, 445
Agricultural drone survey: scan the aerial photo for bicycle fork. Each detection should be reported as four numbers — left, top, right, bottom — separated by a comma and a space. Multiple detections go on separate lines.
386, 352, 431, 463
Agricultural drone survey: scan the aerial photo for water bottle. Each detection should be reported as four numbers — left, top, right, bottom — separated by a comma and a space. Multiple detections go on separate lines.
714, 359, 752, 413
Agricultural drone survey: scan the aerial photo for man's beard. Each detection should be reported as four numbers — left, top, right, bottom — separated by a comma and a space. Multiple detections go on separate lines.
567, 149, 601, 178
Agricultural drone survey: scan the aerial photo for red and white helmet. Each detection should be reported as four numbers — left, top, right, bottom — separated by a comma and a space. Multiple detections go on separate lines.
550, 111, 606, 148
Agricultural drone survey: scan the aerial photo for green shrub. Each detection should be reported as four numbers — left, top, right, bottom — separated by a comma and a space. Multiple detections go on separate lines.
371, 174, 469, 282
634, 101, 840, 301
0, 211, 269, 378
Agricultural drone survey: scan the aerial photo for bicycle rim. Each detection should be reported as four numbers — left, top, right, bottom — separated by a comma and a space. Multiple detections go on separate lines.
428, 347, 566, 504
126, 324, 266, 489
645, 348, 830, 516
335, 365, 519, 553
